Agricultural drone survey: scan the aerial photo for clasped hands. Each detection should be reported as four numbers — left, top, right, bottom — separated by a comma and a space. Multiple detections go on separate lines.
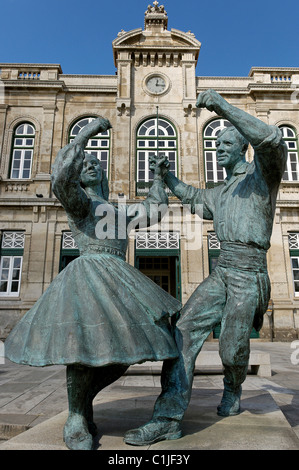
149, 154, 170, 179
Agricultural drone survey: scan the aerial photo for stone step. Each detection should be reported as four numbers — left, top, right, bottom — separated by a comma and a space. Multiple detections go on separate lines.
128, 351, 271, 377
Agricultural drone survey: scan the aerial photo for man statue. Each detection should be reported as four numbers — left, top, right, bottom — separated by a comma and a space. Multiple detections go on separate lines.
124, 89, 287, 446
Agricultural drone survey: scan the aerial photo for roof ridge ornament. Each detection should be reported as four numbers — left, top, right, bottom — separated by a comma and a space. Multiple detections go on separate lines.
144, 1, 168, 31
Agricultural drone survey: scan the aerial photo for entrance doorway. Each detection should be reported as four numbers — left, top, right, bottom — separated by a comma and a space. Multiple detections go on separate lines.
136, 255, 180, 300
59, 253, 79, 271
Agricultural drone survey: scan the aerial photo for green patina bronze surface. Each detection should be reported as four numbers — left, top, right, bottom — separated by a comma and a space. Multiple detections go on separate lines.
124, 89, 288, 446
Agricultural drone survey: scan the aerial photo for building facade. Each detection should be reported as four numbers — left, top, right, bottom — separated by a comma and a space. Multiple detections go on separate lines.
1, 2, 299, 341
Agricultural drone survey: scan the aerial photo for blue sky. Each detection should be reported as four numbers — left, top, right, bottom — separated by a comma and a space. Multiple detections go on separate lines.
0, 0, 298, 77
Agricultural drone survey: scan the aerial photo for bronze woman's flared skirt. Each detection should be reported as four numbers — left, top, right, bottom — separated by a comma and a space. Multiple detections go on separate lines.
5, 253, 181, 367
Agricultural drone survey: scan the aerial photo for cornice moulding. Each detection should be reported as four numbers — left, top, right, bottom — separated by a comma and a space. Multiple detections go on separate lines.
0, 198, 60, 206
196, 76, 251, 80
1, 80, 65, 89
249, 66, 299, 75
0, 63, 62, 69
59, 74, 116, 79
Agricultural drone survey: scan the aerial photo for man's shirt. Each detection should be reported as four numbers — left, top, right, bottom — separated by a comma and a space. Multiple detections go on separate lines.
180, 126, 287, 251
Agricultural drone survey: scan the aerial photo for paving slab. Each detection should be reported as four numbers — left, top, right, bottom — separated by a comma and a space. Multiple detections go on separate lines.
0, 381, 299, 451
0, 341, 298, 451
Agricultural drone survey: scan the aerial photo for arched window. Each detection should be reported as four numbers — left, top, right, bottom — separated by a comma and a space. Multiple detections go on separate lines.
203, 119, 232, 185
136, 117, 177, 195
69, 117, 110, 177
279, 126, 299, 181
10, 123, 35, 179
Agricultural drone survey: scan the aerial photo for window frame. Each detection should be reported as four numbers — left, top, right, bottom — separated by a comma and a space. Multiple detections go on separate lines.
290, 255, 299, 297
59, 231, 79, 272
288, 233, 299, 297
203, 119, 232, 186
280, 126, 299, 182
0, 255, 23, 297
9, 123, 35, 180
207, 231, 220, 273
136, 117, 178, 195
0, 231, 25, 297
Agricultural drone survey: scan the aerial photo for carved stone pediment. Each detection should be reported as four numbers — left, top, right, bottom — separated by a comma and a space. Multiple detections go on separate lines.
113, 28, 201, 67
113, 28, 200, 50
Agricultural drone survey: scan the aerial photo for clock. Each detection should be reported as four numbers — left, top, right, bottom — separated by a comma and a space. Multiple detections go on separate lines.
146, 75, 167, 94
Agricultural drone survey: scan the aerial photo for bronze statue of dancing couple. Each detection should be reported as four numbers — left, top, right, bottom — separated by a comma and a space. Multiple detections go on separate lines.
5, 90, 286, 450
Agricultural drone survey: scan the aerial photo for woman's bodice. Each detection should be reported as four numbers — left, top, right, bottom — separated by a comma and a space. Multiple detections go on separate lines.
67, 198, 129, 260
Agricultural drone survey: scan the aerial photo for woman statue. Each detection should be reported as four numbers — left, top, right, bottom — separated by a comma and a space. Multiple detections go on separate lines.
5, 118, 181, 450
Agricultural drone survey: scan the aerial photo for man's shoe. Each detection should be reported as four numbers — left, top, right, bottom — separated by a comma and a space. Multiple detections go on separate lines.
217, 386, 242, 416
124, 418, 182, 446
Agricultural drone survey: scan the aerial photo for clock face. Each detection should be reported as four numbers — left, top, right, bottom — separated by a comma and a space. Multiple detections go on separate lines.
146, 75, 166, 94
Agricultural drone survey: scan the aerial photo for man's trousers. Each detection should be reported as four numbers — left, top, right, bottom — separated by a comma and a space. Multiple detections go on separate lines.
153, 243, 270, 422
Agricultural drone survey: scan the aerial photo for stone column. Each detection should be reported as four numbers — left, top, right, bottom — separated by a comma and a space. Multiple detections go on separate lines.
38, 104, 57, 176
113, 53, 132, 198
23, 205, 49, 302
181, 53, 197, 116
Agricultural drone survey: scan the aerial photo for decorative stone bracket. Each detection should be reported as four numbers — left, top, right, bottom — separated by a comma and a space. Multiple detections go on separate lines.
116, 100, 131, 116
183, 100, 197, 117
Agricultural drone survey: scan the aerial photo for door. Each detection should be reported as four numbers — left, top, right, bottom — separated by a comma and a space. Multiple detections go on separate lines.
137, 255, 180, 300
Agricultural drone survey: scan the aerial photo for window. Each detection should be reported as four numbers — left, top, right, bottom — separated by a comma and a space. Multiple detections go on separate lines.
69, 117, 110, 177
59, 232, 79, 271
136, 117, 177, 195
0, 231, 25, 297
288, 233, 299, 297
135, 231, 181, 300
62, 232, 78, 250
280, 126, 299, 181
10, 123, 35, 179
291, 257, 299, 297
208, 232, 220, 273
207, 231, 220, 338
203, 119, 232, 185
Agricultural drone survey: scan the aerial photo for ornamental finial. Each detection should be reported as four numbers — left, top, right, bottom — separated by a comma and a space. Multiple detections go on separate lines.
144, 1, 168, 30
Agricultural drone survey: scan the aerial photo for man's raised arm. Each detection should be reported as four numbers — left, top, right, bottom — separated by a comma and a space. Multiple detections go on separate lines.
196, 89, 287, 183
196, 89, 272, 147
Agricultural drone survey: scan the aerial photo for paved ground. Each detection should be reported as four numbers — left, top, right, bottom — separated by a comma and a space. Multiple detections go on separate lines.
0, 341, 298, 451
